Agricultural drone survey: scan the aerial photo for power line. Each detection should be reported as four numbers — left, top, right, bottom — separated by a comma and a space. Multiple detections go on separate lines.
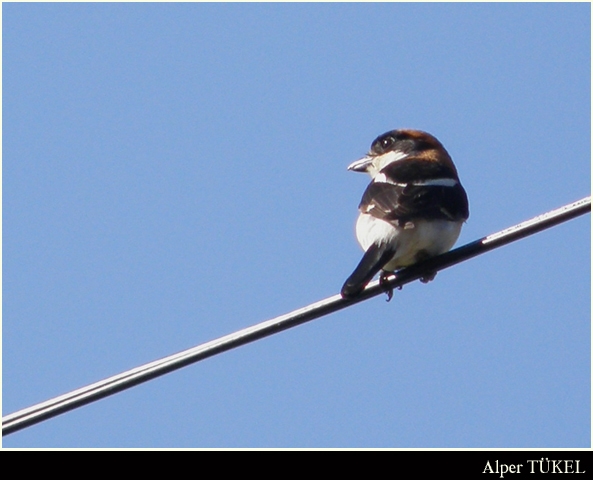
3, 196, 590, 436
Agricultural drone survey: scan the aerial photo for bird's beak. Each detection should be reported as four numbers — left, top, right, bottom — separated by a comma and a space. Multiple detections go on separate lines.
347, 155, 373, 172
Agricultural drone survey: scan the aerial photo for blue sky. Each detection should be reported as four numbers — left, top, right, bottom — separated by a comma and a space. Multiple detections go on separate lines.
3, 3, 590, 448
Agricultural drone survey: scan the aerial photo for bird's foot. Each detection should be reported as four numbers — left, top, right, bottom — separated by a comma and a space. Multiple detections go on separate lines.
414, 250, 437, 284
379, 271, 400, 302
419, 271, 437, 283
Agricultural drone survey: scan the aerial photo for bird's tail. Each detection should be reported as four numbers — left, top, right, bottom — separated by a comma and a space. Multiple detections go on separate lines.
341, 243, 395, 298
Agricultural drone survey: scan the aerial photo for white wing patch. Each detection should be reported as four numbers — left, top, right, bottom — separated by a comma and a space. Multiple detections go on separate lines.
373, 173, 406, 186
373, 175, 457, 188
411, 178, 458, 187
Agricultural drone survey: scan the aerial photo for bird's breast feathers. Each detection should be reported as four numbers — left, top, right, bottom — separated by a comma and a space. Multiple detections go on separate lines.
355, 213, 463, 271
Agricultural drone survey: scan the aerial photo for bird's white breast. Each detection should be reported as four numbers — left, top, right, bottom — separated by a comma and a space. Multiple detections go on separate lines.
355, 214, 463, 271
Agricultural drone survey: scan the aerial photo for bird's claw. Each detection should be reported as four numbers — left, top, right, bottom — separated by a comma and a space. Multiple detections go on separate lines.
379, 272, 397, 302
419, 271, 437, 283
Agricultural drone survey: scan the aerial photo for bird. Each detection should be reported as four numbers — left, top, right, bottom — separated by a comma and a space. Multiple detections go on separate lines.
340, 129, 469, 300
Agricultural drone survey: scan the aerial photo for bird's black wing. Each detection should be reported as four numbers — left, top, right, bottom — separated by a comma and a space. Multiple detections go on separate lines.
358, 181, 469, 225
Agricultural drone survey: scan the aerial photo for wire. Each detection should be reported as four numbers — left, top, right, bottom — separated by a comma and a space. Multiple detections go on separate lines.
2, 196, 590, 436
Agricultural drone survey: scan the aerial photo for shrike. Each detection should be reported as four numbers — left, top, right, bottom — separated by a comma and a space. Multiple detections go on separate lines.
341, 129, 469, 300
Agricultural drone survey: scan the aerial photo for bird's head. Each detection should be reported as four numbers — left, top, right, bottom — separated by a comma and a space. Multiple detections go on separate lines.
347, 129, 457, 179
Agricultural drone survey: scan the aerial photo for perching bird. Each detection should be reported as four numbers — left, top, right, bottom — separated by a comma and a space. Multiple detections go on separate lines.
340, 129, 469, 300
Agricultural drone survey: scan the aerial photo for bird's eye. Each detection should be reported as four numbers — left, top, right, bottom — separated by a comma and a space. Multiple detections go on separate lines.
371, 135, 395, 154
381, 136, 394, 149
